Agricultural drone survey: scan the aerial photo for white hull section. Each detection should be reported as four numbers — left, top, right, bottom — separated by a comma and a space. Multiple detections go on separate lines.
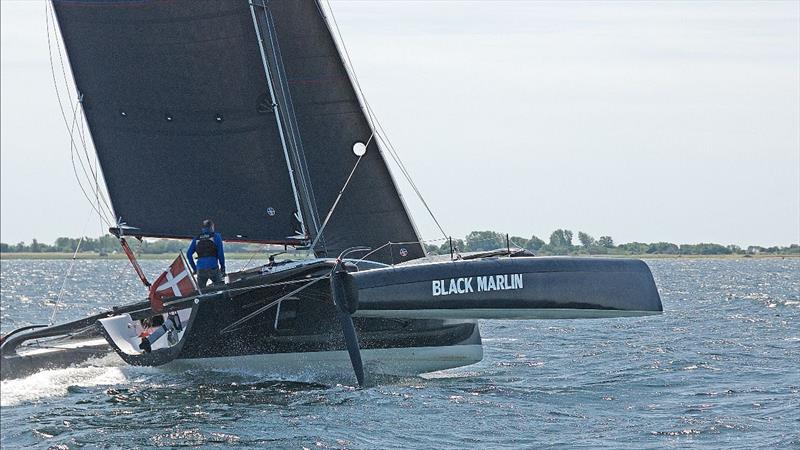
164, 344, 483, 381
354, 308, 663, 320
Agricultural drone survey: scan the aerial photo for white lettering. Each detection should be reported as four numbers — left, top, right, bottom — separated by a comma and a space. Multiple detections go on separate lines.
433, 273, 524, 296
432, 280, 442, 296
496, 275, 507, 290
448, 279, 458, 295
477, 276, 488, 291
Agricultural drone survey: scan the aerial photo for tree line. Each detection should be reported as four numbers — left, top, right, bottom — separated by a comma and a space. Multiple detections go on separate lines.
1, 230, 798, 256
423, 230, 799, 256
0, 235, 257, 254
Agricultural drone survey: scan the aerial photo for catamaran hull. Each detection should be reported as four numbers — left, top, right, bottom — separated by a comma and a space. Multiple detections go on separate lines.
2, 260, 484, 381
352, 257, 663, 320
1, 334, 482, 382
2, 256, 661, 382
0, 339, 111, 380
2, 317, 481, 381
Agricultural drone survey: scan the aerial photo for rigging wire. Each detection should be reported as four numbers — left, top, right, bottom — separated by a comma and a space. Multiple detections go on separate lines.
48, 211, 93, 326
239, 244, 268, 272
44, 0, 75, 115
72, 94, 114, 218
68, 100, 114, 221
90, 117, 105, 236
351, 236, 450, 266
322, 0, 449, 243
42, 2, 117, 324
66, 99, 113, 226
364, 100, 449, 241
305, 133, 373, 258
45, 1, 114, 226
110, 237, 146, 300
44, 1, 73, 151
218, 274, 329, 335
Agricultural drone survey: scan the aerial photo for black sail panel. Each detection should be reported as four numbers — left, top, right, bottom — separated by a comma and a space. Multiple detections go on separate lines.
52, 0, 304, 243
264, 0, 426, 263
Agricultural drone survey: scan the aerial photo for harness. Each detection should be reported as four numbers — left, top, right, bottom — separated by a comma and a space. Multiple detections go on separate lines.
196, 233, 218, 258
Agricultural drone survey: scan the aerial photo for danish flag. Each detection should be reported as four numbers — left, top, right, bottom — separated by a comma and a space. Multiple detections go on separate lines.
148, 252, 199, 312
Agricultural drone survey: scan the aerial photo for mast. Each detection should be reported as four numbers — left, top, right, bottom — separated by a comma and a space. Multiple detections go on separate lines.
245, 0, 427, 263
249, 0, 308, 240
261, 6, 324, 241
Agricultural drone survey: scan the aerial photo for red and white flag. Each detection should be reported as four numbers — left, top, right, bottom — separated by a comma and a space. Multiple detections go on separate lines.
148, 252, 199, 312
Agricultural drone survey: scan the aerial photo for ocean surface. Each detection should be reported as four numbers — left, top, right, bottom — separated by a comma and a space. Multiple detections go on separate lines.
0, 258, 798, 449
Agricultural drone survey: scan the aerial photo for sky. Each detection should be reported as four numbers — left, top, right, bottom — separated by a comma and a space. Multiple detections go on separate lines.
1, 0, 798, 247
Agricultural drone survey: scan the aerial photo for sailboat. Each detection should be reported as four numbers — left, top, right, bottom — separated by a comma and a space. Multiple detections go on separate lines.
0, 0, 662, 385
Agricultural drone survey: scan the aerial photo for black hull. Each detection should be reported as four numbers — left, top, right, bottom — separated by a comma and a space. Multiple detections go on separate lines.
2, 261, 481, 380
2, 255, 661, 381
2, 311, 479, 381
353, 257, 663, 319
179, 266, 478, 361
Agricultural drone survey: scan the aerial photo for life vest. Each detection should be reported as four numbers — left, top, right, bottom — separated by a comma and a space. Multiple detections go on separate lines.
195, 233, 218, 258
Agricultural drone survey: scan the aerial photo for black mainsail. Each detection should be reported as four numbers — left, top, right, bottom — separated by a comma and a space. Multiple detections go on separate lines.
52, 0, 425, 263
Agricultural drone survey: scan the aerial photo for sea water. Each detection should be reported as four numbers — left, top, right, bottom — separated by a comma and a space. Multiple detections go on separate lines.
0, 258, 798, 448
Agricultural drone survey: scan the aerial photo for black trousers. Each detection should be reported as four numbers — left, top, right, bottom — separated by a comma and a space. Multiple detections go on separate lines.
197, 268, 223, 287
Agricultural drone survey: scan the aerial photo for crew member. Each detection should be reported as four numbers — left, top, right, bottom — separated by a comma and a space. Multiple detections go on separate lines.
187, 219, 226, 287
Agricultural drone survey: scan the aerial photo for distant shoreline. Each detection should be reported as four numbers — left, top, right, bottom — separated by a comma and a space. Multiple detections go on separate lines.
1, 252, 796, 261
0, 252, 304, 261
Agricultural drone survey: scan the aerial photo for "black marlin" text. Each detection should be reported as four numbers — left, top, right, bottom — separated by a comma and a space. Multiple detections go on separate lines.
431, 274, 524, 296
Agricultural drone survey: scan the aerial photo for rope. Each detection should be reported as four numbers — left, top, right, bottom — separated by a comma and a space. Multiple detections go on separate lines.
66, 99, 113, 225
45, 1, 114, 226
218, 274, 329, 334
50, 2, 77, 109
111, 237, 145, 296
48, 210, 92, 326
305, 133, 374, 258
508, 236, 528, 251
238, 244, 268, 272
353, 242, 392, 264
365, 101, 449, 241
350, 237, 450, 266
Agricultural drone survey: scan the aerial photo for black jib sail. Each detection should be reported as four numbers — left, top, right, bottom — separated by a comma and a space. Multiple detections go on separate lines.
52, 0, 425, 262
254, 0, 425, 262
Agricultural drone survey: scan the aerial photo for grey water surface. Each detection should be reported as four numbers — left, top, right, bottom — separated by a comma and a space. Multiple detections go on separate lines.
1, 258, 798, 449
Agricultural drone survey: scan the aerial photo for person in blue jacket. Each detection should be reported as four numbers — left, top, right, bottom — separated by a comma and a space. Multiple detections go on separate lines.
187, 219, 226, 287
